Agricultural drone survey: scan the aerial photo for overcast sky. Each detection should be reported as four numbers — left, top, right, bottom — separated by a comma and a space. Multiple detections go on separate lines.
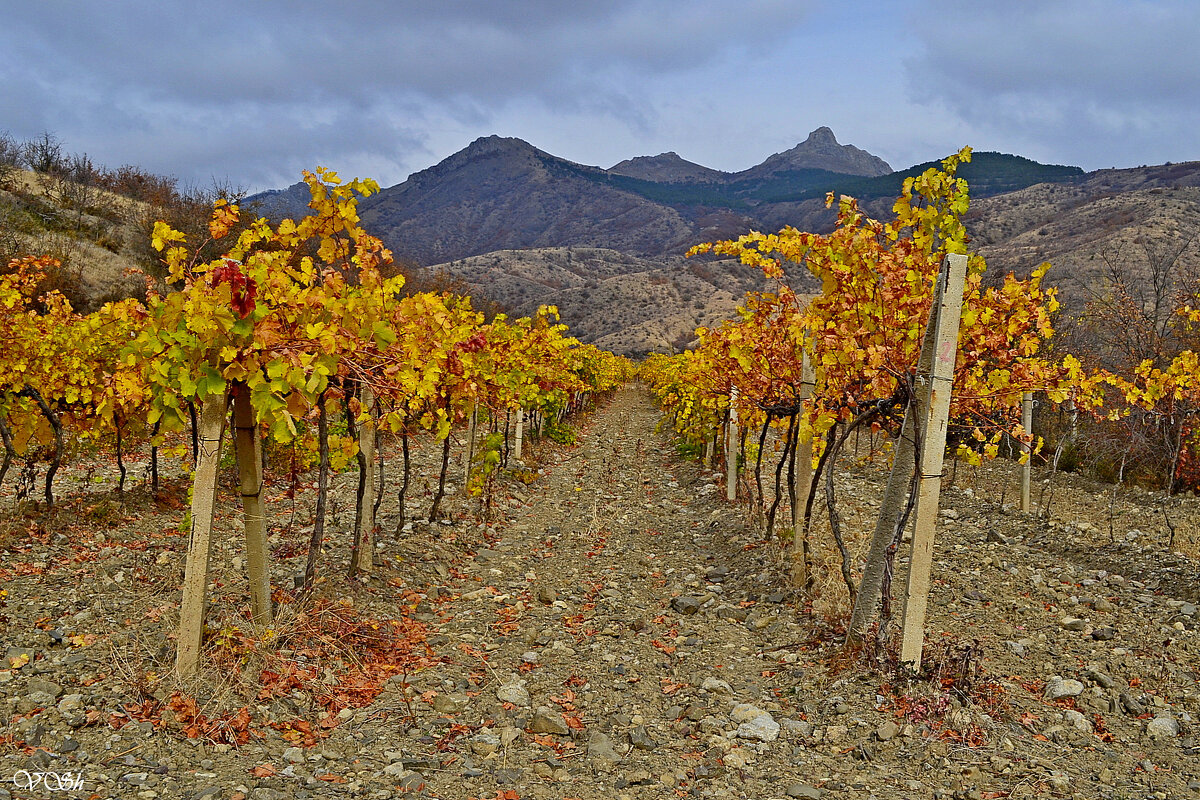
2, 1, 1198, 194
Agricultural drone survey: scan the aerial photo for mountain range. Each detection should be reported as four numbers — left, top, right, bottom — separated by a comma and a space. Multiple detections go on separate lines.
257, 126, 1039, 267
250, 129, 1200, 356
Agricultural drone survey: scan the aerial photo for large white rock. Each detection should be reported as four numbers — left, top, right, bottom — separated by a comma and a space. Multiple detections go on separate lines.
734, 708, 780, 742
496, 680, 531, 707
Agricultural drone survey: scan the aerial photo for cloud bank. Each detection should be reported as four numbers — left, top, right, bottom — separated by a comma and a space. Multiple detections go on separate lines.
1, 1, 1196, 191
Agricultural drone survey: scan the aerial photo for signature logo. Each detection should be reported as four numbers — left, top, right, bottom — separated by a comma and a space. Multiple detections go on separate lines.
8, 771, 86, 792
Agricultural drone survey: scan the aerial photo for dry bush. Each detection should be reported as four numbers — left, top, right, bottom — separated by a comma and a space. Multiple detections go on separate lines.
1057, 232, 1200, 493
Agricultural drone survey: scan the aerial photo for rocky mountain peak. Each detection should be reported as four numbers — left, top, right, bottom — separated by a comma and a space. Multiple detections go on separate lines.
428, 135, 543, 172
608, 151, 726, 183
805, 126, 839, 145
741, 127, 893, 179
463, 134, 532, 155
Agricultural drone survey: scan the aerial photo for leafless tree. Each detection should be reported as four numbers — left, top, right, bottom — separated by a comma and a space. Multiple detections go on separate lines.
1069, 229, 1200, 495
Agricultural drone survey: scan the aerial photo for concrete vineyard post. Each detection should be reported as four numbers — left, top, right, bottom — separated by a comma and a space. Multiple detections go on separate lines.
726, 387, 739, 502
232, 386, 272, 627
847, 297, 942, 641
1021, 392, 1033, 513
464, 402, 477, 485
176, 394, 229, 679
790, 350, 815, 588
514, 407, 524, 460
350, 385, 377, 577
899, 253, 969, 669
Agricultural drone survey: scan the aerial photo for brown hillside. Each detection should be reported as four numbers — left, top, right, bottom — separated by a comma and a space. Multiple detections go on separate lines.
423, 247, 809, 357
0, 168, 148, 308
967, 162, 1200, 310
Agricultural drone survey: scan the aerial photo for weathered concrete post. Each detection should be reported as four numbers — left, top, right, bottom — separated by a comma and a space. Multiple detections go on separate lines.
233, 386, 272, 625
899, 253, 969, 669
848, 299, 942, 642
726, 387, 739, 502
1021, 392, 1033, 513
790, 350, 815, 588
176, 394, 229, 679
514, 407, 524, 460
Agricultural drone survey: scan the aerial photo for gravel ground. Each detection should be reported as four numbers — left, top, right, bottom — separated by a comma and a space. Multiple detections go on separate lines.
0, 385, 1197, 800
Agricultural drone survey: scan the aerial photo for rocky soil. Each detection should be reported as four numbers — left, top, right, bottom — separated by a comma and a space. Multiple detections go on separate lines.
1, 386, 1198, 800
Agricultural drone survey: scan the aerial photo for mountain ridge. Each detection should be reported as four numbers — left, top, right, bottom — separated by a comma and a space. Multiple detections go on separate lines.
608, 152, 725, 183
357, 135, 697, 265
7, 130, 1196, 361
345, 131, 1086, 266
251, 126, 906, 264
240, 132, 1200, 358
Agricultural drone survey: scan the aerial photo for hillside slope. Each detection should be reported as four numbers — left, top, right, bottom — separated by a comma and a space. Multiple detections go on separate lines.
0, 168, 149, 309
422, 247, 802, 357
15, 140, 1199, 363
967, 161, 1200, 309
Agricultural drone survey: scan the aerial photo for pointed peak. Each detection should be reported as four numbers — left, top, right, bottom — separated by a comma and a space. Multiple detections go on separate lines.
739, 127, 891, 178
805, 126, 838, 145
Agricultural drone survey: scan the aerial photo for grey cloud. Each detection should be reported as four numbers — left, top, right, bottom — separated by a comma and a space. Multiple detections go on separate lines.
5, 0, 1193, 193
0, 1, 816, 186
5, 1, 812, 104
909, 1, 1200, 103
904, 0, 1200, 167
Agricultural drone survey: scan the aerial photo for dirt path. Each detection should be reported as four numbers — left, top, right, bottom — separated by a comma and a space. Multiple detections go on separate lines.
338, 386, 1199, 800
342, 383, 815, 799
324, 386, 1200, 800
0, 385, 1197, 800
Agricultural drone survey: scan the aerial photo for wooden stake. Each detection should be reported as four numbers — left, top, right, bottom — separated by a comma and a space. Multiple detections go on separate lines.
726, 387, 739, 502
899, 253, 969, 669
232, 385, 272, 626
790, 350, 815, 588
1021, 392, 1033, 513
176, 393, 229, 679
